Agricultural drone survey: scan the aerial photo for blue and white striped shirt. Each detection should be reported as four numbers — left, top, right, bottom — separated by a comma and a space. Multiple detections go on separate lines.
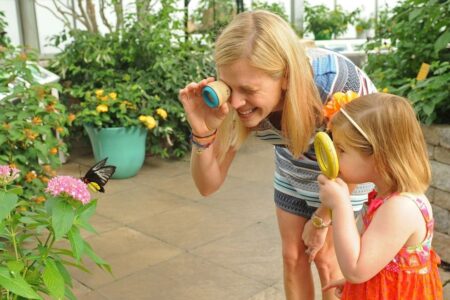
255, 48, 377, 211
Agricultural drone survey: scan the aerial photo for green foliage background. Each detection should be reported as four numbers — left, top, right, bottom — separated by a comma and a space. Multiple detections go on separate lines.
363, 0, 450, 124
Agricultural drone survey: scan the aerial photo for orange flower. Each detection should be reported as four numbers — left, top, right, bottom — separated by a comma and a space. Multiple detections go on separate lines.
323, 91, 359, 120
49, 147, 58, 155
25, 171, 37, 182
34, 196, 46, 204
39, 176, 49, 184
56, 127, 64, 133
32, 116, 42, 125
46, 104, 55, 113
68, 113, 76, 122
24, 129, 38, 140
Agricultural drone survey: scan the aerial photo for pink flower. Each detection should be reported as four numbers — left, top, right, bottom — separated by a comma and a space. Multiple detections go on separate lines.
0, 165, 20, 185
46, 176, 91, 204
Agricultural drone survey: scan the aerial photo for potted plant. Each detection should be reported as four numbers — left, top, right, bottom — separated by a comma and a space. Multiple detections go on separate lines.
74, 82, 169, 179
355, 16, 374, 39
304, 4, 359, 40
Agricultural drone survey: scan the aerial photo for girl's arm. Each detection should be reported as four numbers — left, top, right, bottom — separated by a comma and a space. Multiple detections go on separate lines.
319, 176, 420, 283
336, 196, 420, 282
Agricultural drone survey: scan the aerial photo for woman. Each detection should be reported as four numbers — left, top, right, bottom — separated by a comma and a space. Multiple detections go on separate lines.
178, 10, 376, 300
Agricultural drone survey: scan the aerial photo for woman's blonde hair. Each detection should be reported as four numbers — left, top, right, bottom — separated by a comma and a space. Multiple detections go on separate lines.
331, 93, 431, 194
214, 10, 323, 161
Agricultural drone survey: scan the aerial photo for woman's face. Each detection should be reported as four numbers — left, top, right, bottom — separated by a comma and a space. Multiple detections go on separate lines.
218, 58, 286, 128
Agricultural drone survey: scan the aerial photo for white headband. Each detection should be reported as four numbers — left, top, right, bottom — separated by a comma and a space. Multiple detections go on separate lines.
340, 108, 370, 142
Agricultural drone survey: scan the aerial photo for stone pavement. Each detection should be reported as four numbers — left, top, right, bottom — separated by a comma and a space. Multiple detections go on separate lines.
58, 135, 448, 299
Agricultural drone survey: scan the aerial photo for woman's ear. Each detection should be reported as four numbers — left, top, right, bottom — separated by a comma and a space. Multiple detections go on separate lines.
282, 70, 288, 90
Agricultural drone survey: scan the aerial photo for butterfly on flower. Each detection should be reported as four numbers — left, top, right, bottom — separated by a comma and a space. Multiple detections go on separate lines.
81, 158, 116, 193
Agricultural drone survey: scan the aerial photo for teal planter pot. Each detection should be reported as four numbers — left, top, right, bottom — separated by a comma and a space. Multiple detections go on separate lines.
84, 125, 147, 179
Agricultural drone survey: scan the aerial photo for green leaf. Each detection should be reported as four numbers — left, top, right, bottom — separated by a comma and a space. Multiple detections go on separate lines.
68, 227, 84, 261
52, 200, 74, 240
0, 267, 42, 299
55, 260, 72, 287
6, 260, 25, 275
84, 241, 112, 274
0, 191, 18, 221
7, 185, 23, 195
434, 30, 450, 55
43, 259, 65, 299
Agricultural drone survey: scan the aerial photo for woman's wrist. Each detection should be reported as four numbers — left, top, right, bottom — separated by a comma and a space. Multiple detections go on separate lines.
191, 129, 217, 138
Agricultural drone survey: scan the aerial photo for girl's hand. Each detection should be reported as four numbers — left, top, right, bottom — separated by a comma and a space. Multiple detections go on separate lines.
178, 77, 231, 136
317, 174, 350, 210
323, 278, 346, 299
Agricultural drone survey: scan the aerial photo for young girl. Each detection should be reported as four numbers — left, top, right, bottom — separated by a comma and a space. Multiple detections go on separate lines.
318, 93, 443, 299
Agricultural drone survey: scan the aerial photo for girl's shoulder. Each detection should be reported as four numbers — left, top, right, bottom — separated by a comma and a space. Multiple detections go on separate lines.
376, 193, 433, 226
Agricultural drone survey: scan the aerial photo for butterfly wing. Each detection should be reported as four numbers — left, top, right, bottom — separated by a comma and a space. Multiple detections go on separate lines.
82, 158, 116, 193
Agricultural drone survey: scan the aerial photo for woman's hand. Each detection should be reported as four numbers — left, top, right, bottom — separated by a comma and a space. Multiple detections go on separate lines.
302, 220, 329, 262
178, 77, 231, 136
323, 278, 346, 299
317, 175, 350, 210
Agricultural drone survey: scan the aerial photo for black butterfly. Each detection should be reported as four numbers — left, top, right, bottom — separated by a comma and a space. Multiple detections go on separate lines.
81, 157, 116, 193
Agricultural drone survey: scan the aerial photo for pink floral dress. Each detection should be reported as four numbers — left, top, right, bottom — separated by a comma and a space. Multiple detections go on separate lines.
341, 190, 443, 300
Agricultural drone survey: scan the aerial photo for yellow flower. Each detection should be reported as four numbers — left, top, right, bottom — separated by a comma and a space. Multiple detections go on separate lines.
382, 87, 389, 93
109, 92, 117, 100
96, 104, 109, 113
139, 115, 157, 129
156, 108, 168, 120
100, 95, 109, 101
146, 116, 157, 129
95, 89, 104, 97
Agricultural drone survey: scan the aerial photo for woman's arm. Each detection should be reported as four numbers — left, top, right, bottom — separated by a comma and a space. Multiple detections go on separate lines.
191, 142, 236, 196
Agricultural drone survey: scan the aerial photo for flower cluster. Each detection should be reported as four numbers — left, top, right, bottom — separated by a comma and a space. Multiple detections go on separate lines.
0, 165, 20, 186
74, 83, 169, 131
46, 175, 91, 204
323, 90, 359, 120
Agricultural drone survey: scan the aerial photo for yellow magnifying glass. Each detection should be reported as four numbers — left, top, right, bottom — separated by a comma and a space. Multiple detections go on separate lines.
314, 132, 339, 179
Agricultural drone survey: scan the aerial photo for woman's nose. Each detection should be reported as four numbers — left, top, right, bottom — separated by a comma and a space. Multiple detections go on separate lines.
229, 92, 246, 109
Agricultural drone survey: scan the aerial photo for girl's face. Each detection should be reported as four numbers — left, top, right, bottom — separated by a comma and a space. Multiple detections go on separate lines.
332, 130, 376, 184
218, 59, 286, 128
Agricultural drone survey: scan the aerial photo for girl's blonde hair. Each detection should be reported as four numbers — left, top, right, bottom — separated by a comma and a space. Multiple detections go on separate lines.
214, 10, 323, 161
331, 93, 431, 194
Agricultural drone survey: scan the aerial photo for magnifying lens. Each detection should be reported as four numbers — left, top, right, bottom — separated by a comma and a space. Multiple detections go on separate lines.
314, 132, 339, 179
202, 81, 231, 108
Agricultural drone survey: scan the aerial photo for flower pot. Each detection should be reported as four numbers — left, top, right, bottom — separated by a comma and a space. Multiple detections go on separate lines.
84, 125, 147, 179
314, 31, 332, 40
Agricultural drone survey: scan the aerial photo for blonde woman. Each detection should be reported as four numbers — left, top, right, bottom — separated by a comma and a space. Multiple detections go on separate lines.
179, 10, 376, 300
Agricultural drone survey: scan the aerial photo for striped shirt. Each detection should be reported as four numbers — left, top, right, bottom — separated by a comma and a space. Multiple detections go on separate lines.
255, 47, 377, 211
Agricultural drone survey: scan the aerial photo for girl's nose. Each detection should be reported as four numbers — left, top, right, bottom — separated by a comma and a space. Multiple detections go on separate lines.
229, 92, 246, 109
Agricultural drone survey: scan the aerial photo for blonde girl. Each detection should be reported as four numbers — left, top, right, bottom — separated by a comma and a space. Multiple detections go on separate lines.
319, 93, 443, 299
